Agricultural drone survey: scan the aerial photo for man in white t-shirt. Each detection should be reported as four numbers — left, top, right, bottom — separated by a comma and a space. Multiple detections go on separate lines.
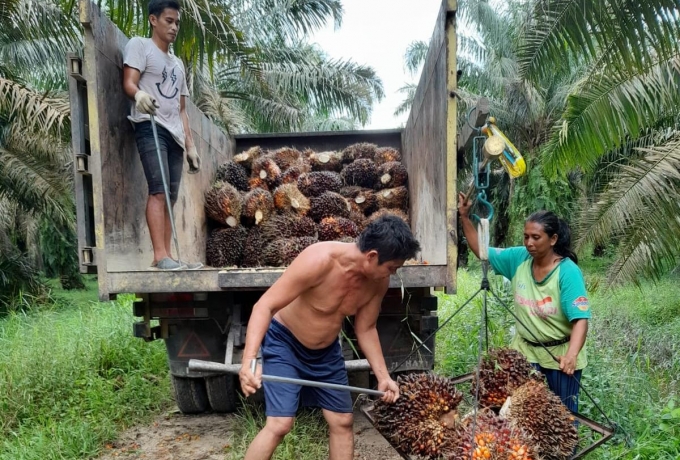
122, 0, 202, 270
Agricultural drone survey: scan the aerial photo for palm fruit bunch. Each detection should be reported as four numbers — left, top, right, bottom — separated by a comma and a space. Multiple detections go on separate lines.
341, 142, 377, 162
374, 146, 402, 165
204, 182, 242, 228
507, 380, 579, 460
341, 158, 378, 188
309, 151, 343, 172
206, 226, 248, 267
377, 161, 408, 189
297, 171, 343, 197
262, 236, 318, 266
318, 217, 359, 241
260, 214, 317, 242
273, 184, 310, 215
340, 186, 379, 216
367, 207, 409, 225
242, 188, 275, 226
208, 141, 412, 268
309, 191, 351, 222
270, 147, 302, 171
471, 348, 537, 408
232, 146, 262, 170
251, 155, 282, 189
372, 373, 464, 459
215, 161, 249, 192
458, 409, 535, 460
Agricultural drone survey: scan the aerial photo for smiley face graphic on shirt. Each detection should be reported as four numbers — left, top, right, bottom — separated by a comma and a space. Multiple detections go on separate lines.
156, 66, 179, 100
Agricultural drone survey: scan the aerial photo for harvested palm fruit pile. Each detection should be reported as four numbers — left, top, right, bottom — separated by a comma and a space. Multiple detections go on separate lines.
370, 348, 579, 460
205, 143, 410, 268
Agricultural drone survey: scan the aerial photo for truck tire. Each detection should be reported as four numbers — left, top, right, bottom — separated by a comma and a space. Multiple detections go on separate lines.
171, 375, 209, 414
205, 374, 238, 413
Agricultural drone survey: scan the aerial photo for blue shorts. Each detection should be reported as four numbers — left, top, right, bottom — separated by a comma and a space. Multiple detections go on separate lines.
261, 318, 352, 417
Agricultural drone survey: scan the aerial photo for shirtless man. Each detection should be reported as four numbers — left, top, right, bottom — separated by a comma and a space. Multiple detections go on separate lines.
239, 215, 421, 460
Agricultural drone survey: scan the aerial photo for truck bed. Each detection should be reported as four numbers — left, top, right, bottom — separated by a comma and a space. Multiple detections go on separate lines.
72, 0, 458, 300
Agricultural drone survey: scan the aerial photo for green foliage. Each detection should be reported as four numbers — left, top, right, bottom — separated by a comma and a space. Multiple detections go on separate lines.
508, 154, 577, 243
458, 0, 680, 282
0, 278, 172, 459
38, 215, 84, 290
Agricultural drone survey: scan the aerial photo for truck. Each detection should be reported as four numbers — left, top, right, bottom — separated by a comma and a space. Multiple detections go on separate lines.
68, 0, 460, 414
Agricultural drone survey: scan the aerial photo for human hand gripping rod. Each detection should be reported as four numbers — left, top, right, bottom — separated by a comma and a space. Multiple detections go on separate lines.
250, 359, 385, 397
150, 114, 182, 265
188, 359, 385, 397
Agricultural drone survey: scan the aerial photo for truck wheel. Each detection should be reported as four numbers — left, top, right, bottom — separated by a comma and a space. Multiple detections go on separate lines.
205, 374, 238, 413
171, 375, 209, 414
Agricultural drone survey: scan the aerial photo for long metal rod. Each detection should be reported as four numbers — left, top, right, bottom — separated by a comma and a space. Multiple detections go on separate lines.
150, 114, 182, 264
188, 358, 383, 397
261, 374, 385, 397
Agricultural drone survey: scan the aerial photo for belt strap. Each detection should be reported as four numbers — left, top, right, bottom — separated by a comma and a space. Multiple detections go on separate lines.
523, 336, 571, 347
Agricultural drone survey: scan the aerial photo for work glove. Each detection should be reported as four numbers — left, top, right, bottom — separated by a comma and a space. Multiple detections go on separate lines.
134, 90, 159, 115
186, 145, 201, 174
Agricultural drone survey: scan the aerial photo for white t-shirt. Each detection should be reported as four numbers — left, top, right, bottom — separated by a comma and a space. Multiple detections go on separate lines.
123, 37, 189, 149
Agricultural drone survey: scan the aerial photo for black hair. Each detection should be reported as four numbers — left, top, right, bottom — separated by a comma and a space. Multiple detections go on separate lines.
526, 210, 578, 264
149, 0, 180, 17
357, 215, 421, 264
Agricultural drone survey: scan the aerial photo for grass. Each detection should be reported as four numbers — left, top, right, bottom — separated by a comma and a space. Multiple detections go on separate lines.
0, 276, 172, 460
226, 402, 330, 459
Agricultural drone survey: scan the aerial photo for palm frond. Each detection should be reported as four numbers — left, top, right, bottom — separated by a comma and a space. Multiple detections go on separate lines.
196, 81, 251, 134
393, 83, 417, 117
403, 40, 428, 76
0, 0, 80, 77
574, 134, 680, 284
0, 126, 73, 223
216, 43, 383, 131
605, 202, 680, 286
230, 0, 342, 43
300, 115, 357, 132
517, 0, 680, 81
542, 54, 680, 174
0, 78, 70, 135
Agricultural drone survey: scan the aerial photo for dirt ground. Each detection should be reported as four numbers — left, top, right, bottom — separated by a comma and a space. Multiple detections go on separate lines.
96, 408, 403, 460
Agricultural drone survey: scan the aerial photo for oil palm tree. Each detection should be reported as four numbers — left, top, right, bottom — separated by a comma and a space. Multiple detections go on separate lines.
0, 0, 78, 299
393, 40, 428, 117
458, 0, 680, 284
515, 0, 680, 284
197, 0, 384, 132
205, 41, 384, 133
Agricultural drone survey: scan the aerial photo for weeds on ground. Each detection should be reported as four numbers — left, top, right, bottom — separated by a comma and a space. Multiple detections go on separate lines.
226, 398, 329, 460
0, 276, 172, 460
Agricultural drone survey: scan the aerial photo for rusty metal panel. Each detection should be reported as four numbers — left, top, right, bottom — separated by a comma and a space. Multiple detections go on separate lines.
217, 266, 446, 290
233, 130, 402, 155
401, 0, 458, 293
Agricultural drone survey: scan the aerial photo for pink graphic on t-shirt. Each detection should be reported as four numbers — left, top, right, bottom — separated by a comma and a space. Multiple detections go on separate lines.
514, 292, 557, 318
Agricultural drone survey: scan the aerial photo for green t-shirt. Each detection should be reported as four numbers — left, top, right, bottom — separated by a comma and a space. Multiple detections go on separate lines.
489, 246, 592, 370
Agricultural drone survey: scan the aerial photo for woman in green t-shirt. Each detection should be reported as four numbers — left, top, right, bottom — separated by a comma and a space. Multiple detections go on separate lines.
458, 193, 591, 413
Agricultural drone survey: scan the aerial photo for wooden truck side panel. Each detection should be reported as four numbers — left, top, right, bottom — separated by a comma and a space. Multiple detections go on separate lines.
402, 0, 457, 293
